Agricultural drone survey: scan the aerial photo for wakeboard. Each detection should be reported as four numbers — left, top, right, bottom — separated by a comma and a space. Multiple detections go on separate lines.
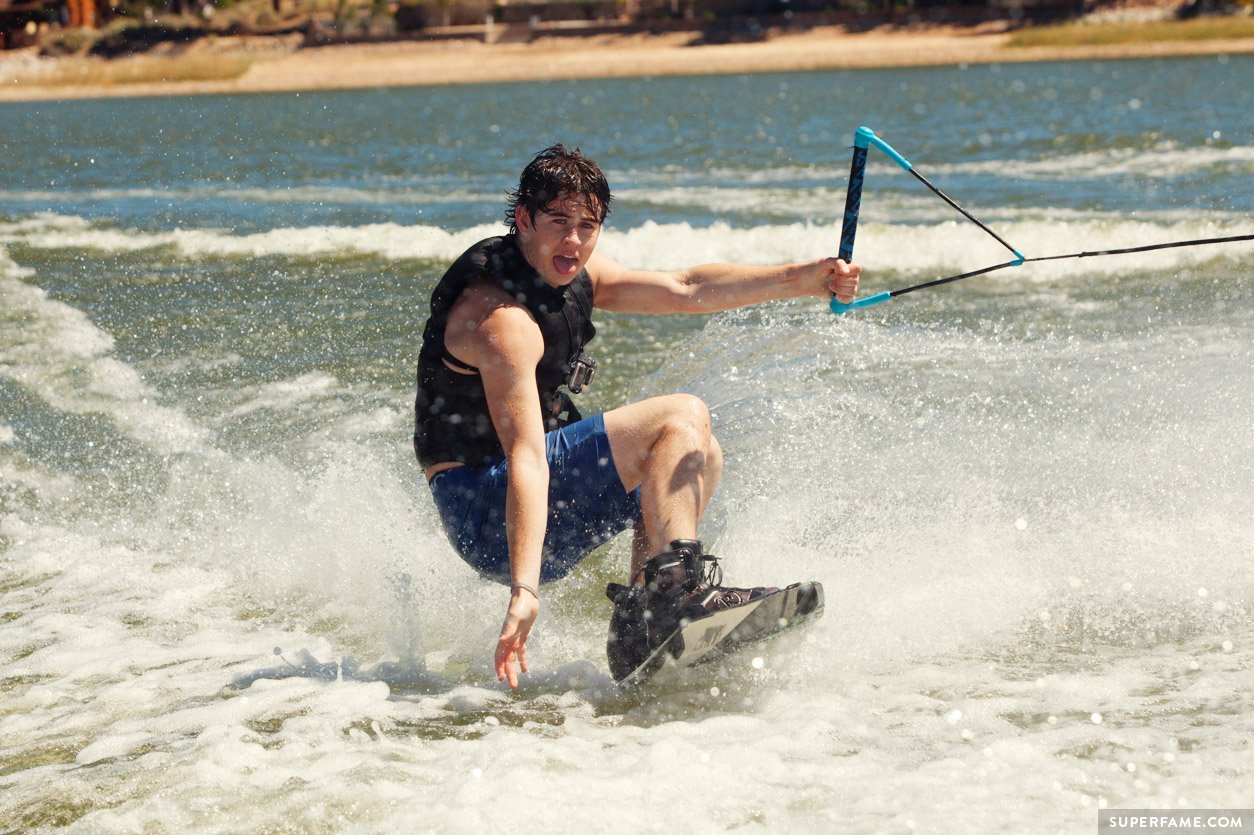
619, 581, 823, 687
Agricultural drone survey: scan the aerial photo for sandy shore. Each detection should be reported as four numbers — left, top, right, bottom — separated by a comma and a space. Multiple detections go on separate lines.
1, 23, 1251, 102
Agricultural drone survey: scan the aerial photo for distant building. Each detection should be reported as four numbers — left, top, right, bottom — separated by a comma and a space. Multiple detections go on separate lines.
0, 0, 56, 49
65, 0, 98, 27
0, 0, 111, 49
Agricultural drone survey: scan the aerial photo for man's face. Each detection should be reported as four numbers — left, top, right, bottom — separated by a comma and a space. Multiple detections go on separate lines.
514, 194, 603, 286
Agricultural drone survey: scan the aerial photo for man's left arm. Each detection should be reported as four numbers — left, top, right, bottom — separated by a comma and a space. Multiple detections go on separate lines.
588, 252, 861, 314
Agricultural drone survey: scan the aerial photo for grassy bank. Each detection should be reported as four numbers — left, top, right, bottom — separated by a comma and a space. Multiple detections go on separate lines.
1007, 16, 1254, 48
3, 16, 1252, 102
5, 53, 253, 88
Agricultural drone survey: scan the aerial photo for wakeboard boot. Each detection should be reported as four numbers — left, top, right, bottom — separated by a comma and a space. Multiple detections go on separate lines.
605, 539, 778, 681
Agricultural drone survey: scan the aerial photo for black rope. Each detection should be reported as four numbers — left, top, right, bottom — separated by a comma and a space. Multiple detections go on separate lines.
888, 233, 1254, 299
890, 260, 1021, 298
908, 168, 1023, 260
1022, 234, 1254, 263
850, 142, 1253, 308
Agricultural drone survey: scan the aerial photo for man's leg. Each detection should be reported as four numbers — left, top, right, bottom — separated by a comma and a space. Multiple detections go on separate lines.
602, 396, 781, 681
602, 394, 723, 574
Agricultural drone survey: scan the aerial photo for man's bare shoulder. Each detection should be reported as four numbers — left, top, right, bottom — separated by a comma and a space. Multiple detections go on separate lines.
584, 250, 635, 301
585, 250, 624, 283
449, 278, 523, 322
446, 279, 542, 365
585, 250, 686, 314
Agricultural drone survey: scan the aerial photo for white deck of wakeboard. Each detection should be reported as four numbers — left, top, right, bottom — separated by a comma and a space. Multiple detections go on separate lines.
621, 581, 823, 687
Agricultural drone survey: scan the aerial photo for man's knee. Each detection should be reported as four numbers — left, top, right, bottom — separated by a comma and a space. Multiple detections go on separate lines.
657, 394, 712, 446
707, 433, 724, 476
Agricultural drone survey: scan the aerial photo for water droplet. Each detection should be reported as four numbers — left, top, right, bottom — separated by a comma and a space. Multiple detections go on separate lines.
1091, 713, 1103, 724
751, 657, 764, 670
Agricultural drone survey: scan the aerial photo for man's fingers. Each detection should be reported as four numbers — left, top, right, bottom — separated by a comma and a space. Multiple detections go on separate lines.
831, 279, 859, 304
495, 638, 520, 689
495, 595, 538, 690
495, 624, 528, 689
505, 650, 519, 689
829, 261, 860, 304
494, 640, 510, 683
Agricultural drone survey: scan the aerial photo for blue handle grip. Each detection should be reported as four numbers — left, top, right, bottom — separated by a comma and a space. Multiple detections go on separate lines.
839, 144, 868, 263
833, 127, 908, 316
830, 291, 891, 315
856, 125, 912, 172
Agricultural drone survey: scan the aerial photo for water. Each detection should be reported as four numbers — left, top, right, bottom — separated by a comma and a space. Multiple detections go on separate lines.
2, 55, 1252, 831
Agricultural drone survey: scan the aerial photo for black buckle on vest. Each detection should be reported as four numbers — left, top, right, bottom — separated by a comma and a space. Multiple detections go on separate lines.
566, 352, 597, 394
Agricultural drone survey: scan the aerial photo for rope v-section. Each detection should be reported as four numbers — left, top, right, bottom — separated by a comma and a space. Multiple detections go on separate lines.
830, 125, 1254, 315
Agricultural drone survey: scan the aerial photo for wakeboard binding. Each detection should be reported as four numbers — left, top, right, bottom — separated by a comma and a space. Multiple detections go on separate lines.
605, 539, 778, 682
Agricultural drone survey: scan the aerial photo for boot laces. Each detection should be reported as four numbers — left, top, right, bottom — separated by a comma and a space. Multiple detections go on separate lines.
630, 549, 724, 603
699, 554, 723, 588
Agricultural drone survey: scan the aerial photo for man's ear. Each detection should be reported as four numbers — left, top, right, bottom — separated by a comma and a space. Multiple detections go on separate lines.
514, 205, 533, 233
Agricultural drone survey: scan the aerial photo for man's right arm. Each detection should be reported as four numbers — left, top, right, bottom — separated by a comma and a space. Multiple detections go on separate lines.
445, 284, 548, 689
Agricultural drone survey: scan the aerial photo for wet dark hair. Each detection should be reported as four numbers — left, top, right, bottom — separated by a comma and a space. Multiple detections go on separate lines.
505, 145, 612, 234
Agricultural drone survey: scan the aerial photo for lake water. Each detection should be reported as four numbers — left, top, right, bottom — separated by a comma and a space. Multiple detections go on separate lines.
1, 54, 1252, 832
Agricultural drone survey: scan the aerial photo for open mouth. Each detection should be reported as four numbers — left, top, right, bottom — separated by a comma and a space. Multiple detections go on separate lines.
553, 255, 580, 276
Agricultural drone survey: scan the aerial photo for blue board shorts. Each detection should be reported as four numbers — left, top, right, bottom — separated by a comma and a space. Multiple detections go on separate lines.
428, 414, 643, 584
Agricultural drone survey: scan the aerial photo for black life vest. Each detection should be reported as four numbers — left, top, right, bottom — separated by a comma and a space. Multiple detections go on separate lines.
413, 235, 596, 468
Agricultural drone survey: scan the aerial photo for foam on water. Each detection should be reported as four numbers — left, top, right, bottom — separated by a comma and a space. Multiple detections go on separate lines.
1, 216, 503, 261
928, 142, 1254, 180
4, 212, 1248, 283
2, 219, 1251, 830
0, 250, 208, 457
3, 58, 1251, 828
0, 185, 502, 207
640, 142, 1252, 186
656, 306, 1253, 644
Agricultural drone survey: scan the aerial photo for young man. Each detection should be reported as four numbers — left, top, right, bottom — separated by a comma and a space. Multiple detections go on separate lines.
415, 145, 861, 688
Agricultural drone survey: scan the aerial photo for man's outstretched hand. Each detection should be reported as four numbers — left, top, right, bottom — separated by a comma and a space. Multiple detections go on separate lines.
822, 258, 862, 304
495, 590, 540, 689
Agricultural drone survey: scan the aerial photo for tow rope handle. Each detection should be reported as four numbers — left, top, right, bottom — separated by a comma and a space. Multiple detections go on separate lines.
831, 126, 908, 315
829, 126, 1251, 314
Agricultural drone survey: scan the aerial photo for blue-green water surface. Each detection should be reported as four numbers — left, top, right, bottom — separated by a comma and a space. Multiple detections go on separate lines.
1, 55, 1251, 832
